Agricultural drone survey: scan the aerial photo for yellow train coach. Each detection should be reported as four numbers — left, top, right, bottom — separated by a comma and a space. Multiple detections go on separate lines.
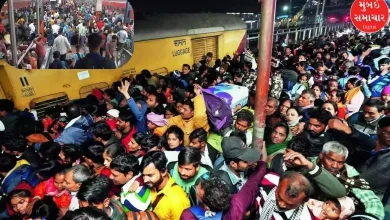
0, 13, 247, 117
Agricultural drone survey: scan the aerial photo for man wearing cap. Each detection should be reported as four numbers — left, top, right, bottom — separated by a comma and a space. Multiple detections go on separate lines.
214, 136, 260, 193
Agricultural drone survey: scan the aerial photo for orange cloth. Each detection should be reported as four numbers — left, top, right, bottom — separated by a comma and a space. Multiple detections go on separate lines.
337, 103, 347, 120
29, 57, 38, 69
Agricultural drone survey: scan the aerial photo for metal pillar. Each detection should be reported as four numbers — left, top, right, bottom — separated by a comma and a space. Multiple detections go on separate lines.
303, 29, 306, 40
253, 0, 276, 149
124, 0, 130, 23
8, 0, 18, 66
319, 0, 326, 35
314, 0, 321, 35
36, 0, 40, 37
285, 33, 289, 44
295, 29, 299, 42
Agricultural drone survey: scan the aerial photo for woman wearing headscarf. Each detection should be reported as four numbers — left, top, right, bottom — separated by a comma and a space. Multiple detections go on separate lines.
146, 112, 168, 135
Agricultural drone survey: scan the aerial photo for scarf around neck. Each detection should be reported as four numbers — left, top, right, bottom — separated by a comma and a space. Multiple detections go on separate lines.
172, 163, 208, 194
260, 187, 304, 220
345, 87, 361, 104
266, 142, 288, 157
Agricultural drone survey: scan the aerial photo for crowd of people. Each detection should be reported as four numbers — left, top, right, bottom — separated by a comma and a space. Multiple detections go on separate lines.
0, 26, 390, 220
0, 0, 133, 69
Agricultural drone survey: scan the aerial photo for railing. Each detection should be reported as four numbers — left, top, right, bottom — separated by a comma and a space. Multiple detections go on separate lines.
116, 48, 133, 68
247, 23, 352, 44
40, 46, 53, 69
17, 41, 36, 67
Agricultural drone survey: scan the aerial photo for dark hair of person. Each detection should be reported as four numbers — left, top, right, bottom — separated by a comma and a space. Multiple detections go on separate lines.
87, 33, 103, 50
229, 131, 247, 144
378, 57, 390, 65
118, 111, 136, 126
287, 106, 304, 117
62, 207, 111, 220
133, 133, 147, 146
90, 122, 112, 141
141, 151, 167, 173
348, 66, 361, 76
272, 123, 290, 139
103, 89, 116, 100
165, 125, 184, 142
378, 116, 390, 128
0, 99, 14, 113
8, 189, 31, 202
39, 142, 61, 161
287, 134, 311, 157
322, 101, 339, 115
37, 160, 61, 181
178, 147, 201, 167
140, 135, 160, 152
19, 121, 45, 137
83, 144, 105, 165
103, 143, 125, 159
110, 154, 140, 176
30, 196, 59, 220
201, 177, 231, 212
3, 138, 27, 153
0, 154, 16, 173
364, 99, 386, 112
308, 108, 332, 125
165, 103, 179, 116
62, 144, 81, 163
77, 175, 111, 205
144, 85, 157, 95
347, 78, 362, 87
279, 98, 294, 110
53, 51, 60, 59
141, 69, 152, 79
65, 103, 82, 120
182, 99, 195, 111
311, 83, 324, 91
236, 109, 254, 125
189, 128, 207, 142
326, 198, 341, 210
175, 98, 185, 105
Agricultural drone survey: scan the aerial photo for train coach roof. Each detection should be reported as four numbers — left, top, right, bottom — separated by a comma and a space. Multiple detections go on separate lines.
134, 13, 246, 41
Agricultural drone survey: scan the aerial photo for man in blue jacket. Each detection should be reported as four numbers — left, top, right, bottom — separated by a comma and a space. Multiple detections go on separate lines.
55, 103, 94, 146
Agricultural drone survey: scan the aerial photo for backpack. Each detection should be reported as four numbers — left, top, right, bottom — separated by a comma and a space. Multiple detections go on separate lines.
1, 164, 40, 195
202, 89, 233, 135
189, 206, 223, 220
80, 56, 113, 69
